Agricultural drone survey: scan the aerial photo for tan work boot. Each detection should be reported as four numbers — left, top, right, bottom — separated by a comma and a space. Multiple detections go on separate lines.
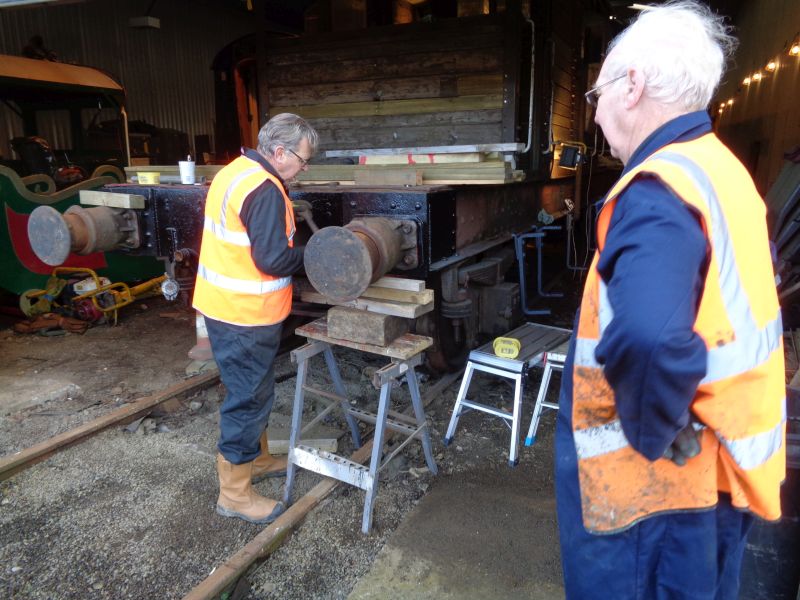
251, 430, 288, 481
216, 453, 285, 524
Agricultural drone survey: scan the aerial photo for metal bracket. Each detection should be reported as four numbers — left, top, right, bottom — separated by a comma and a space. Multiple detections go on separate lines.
371, 353, 423, 388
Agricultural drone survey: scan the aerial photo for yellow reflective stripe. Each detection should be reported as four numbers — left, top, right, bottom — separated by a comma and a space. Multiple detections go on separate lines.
203, 216, 251, 246
574, 418, 630, 459
197, 264, 291, 295
220, 166, 263, 230
718, 401, 786, 469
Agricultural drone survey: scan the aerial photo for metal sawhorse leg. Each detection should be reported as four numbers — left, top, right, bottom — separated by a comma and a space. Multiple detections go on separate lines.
284, 338, 438, 534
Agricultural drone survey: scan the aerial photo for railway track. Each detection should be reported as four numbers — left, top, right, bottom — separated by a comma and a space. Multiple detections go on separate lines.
0, 352, 461, 599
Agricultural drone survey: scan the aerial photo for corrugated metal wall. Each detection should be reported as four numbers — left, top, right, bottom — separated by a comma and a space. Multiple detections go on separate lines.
0, 0, 257, 162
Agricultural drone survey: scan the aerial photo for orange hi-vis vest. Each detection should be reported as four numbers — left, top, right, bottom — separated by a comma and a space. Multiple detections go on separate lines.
573, 133, 786, 534
193, 154, 296, 326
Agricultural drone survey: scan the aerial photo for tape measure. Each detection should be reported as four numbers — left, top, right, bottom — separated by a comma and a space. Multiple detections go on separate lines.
493, 336, 521, 359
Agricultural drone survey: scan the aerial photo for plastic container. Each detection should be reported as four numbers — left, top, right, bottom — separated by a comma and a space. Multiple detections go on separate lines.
493, 336, 521, 359
137, 172, 160, 184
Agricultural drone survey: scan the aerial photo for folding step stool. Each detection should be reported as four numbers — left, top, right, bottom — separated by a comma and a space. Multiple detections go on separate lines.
284, 317, 438, 534
524, 337, 569, 446
444, 323, 571, 466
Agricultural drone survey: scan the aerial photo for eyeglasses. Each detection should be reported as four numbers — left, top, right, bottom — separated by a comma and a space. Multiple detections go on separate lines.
584, 74, 627, 108
286, 147, 310, 168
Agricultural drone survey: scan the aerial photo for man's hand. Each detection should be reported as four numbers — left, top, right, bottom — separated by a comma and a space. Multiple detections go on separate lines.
662, 423, 701, 466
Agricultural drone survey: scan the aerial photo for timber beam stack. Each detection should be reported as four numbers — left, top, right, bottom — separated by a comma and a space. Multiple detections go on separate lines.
296, 159, 524, 186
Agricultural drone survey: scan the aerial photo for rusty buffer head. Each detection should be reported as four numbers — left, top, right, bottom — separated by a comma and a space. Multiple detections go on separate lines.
304, 218, 405, 302
304, 226, 373, 301
27, 205, 73, 266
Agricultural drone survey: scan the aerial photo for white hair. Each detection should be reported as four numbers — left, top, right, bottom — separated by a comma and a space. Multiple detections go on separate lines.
258, 113, 319, 158
604, 1, 737, 111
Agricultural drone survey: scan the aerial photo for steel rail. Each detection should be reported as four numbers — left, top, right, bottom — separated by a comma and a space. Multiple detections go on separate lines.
182, 369, 463, 600
0, 370, 220, 481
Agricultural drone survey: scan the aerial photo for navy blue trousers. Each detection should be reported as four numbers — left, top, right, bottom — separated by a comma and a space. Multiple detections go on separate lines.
555, 416, 754, 600
205, 316, 282, 464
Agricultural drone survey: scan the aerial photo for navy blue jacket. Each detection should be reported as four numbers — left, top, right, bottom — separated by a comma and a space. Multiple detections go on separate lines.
559, 111, 711, 461
240, 148, 304, 278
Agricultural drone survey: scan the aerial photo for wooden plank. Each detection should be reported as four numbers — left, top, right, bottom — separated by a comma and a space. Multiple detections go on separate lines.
326, 141, 521, 157
264, 25, 505, 65
270, 94, 503, 120
315, 122, 504, 152
79, 190, 145, 209
354, 168, 423, 186
551, 66, 574, 92
297, 164, 510, 184
457, 73, 504, 97
269, 76, 446, 107
0, 371, 220, 481
300, 290, 434, 319
371, 277, 425, 292
266, 48, 504, 87
359, 153, 484, 165
361, 286, 434, 304
310, 109, 504, 132
297, 318, 432, 359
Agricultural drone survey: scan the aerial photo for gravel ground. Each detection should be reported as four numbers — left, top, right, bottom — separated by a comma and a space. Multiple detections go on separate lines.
0, 299, 566, 599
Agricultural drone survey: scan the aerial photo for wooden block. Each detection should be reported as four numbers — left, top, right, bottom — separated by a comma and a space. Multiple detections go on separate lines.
297, 161, 510, 185
79, 190, 145, 209
354, 168, 422, 186
371, 276, 425, 292
300, 290, 433, 318
327, 306, 409, 346
296, 318, 433, 360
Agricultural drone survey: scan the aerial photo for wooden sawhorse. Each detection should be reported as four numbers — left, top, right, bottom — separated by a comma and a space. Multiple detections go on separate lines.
283, 318, 438, 533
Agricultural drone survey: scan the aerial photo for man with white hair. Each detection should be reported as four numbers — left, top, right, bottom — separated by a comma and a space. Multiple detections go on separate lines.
194, 113, 318, 524
555, 2, 786, 597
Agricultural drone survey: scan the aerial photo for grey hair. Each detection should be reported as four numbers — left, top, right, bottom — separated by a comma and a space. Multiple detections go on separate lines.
604, 1, 738, 111
257, 113, 319, 158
